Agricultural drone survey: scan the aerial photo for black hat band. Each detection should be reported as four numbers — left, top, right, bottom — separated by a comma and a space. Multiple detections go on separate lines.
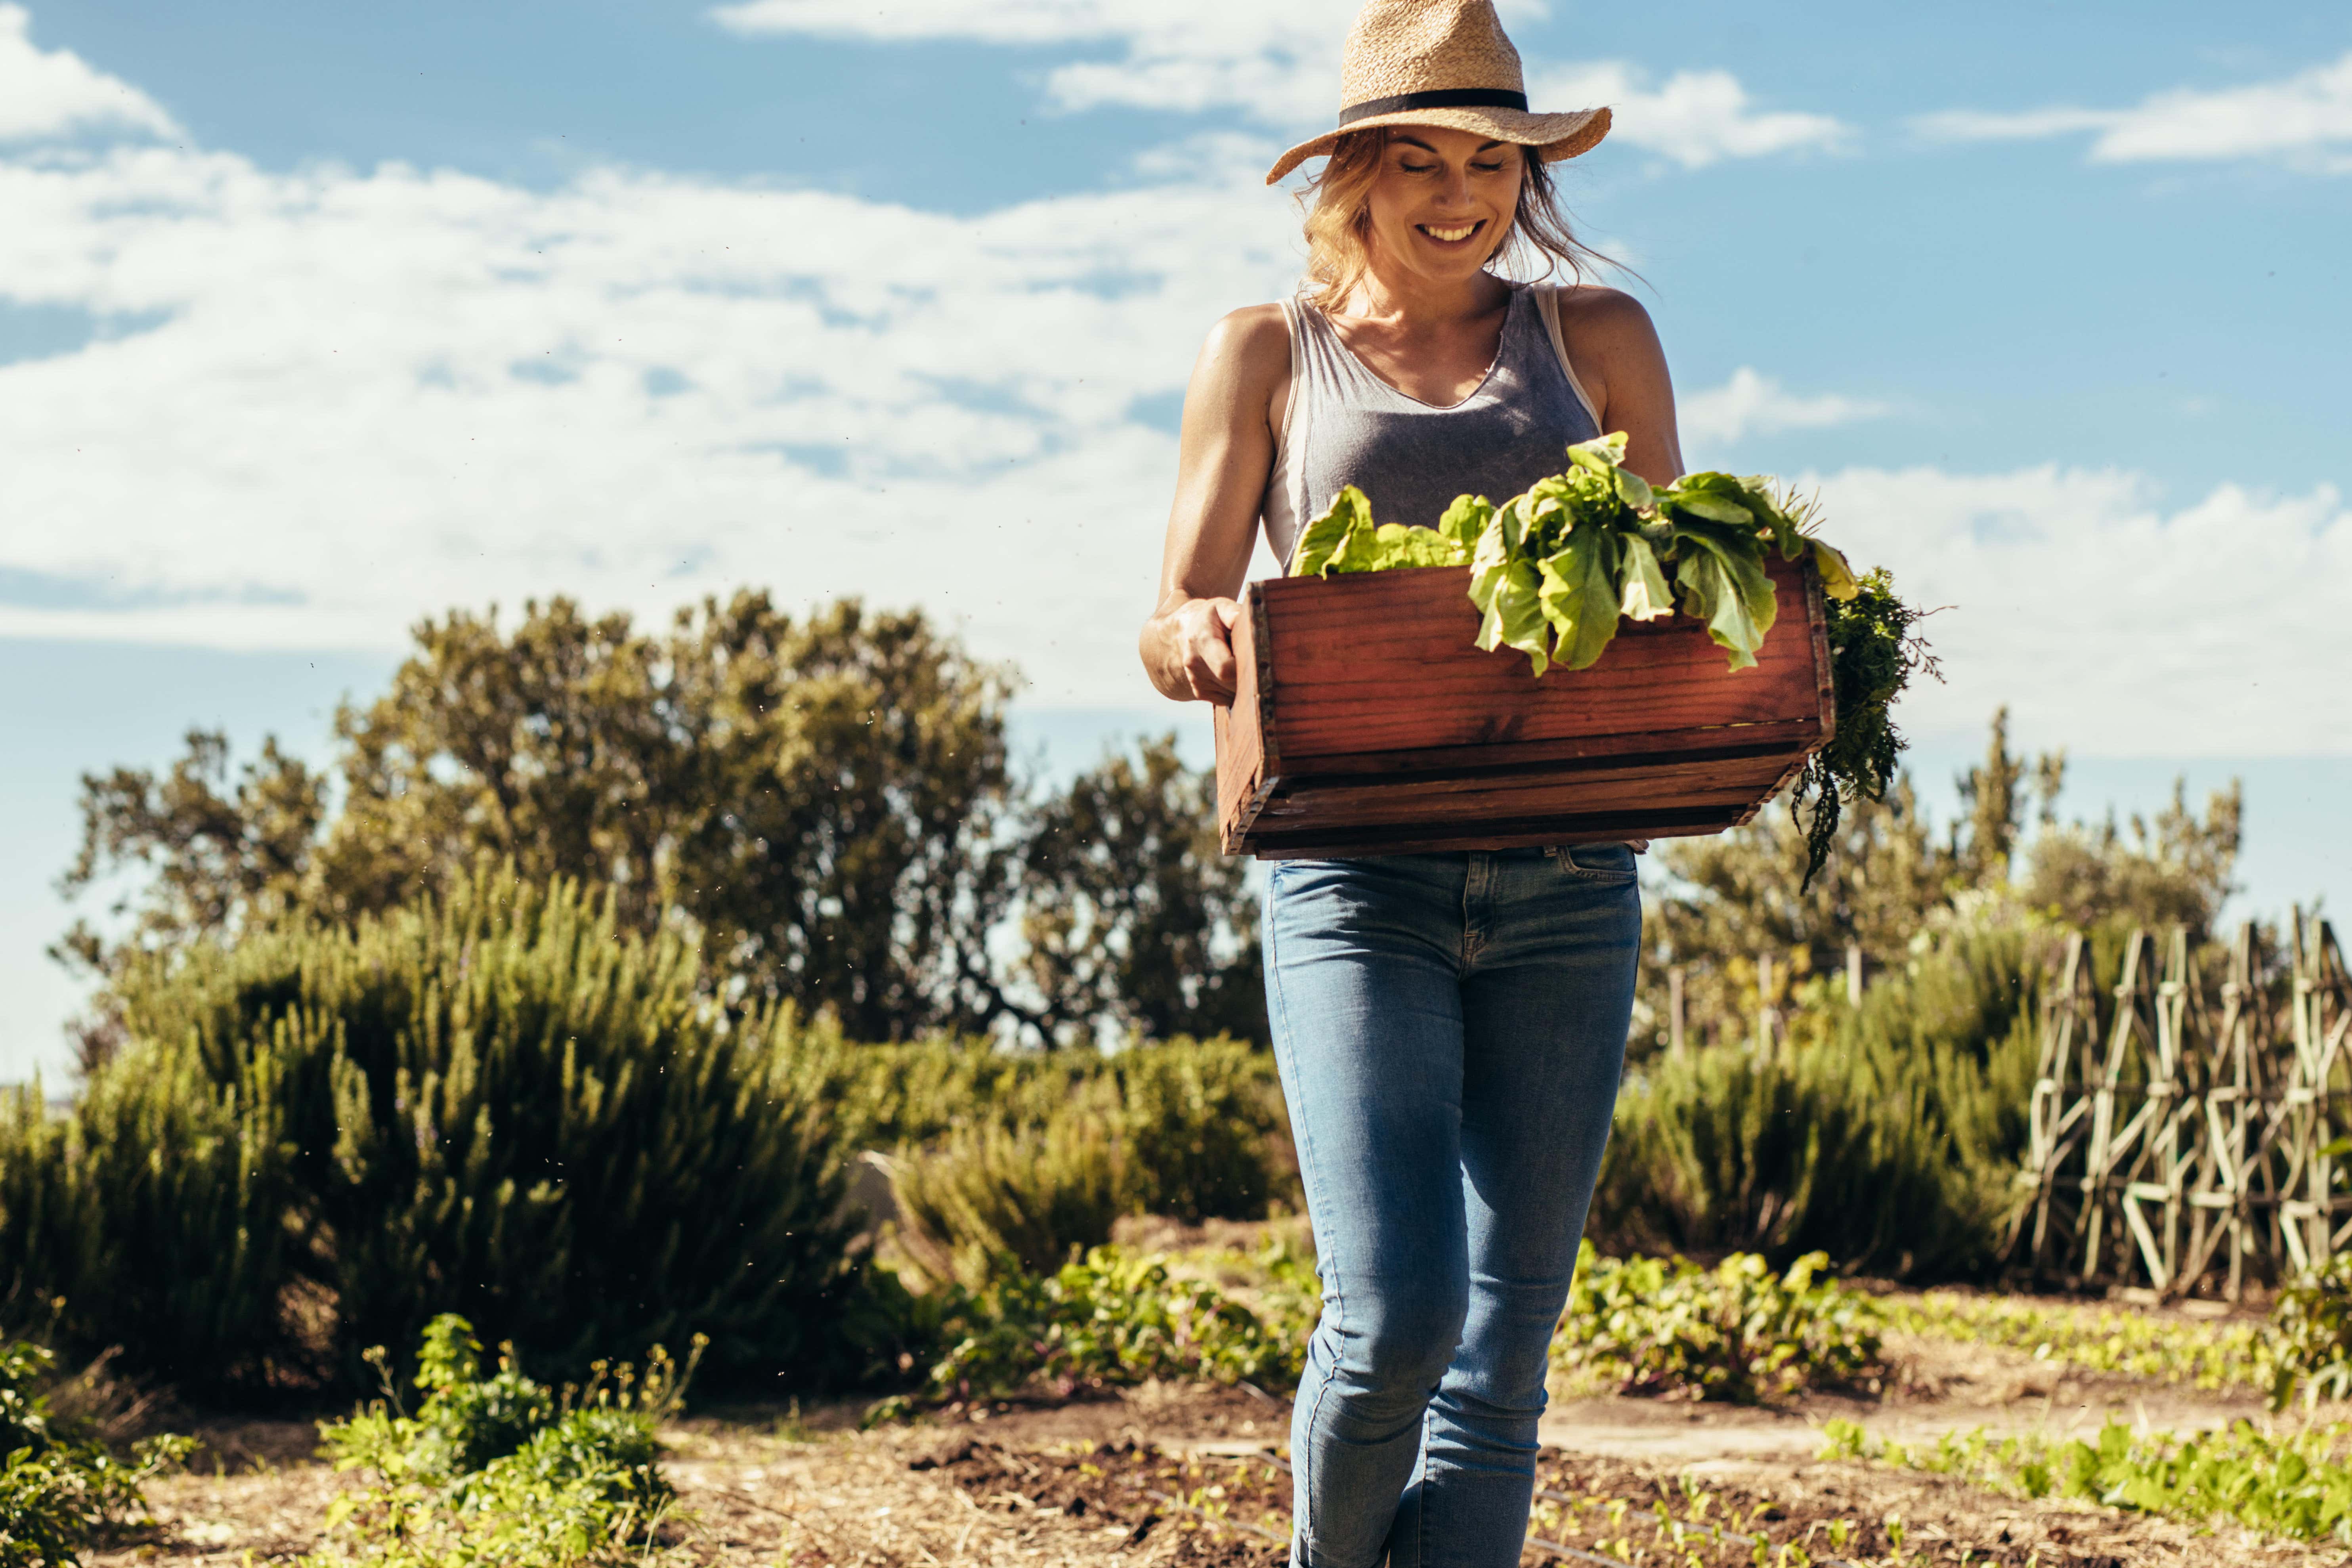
1337, 87, 1530, 126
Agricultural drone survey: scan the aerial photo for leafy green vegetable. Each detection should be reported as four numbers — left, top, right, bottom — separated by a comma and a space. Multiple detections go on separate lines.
1536, 525, 1622, 672
1475, 555, 1551, 677
1791, 566, 1941, 888
1665, 518, 1778, 671
1436, 493, 1492, 552
1616, 531, 1674, 622
1288, 486, 1362, 577
1823, 1415, 2352, 1545
1553, 1243, 1886, 1404
1294, 484, 1469, 577
1286, 433, 1931, 886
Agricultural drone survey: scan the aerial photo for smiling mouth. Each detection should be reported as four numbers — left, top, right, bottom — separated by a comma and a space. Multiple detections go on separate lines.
1416, 220, 1485, 245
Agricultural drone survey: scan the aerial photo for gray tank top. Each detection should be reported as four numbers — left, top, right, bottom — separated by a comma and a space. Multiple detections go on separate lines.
1262, 282, 1603, 567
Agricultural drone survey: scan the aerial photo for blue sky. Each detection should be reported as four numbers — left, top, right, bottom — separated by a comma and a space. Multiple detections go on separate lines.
2, 1, 2348, 1079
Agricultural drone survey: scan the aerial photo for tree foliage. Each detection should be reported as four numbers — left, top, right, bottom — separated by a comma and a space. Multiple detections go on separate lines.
1644, 707, 2243, 1057
57, 594, 1258, 1049
1014, 735, 1265, 1047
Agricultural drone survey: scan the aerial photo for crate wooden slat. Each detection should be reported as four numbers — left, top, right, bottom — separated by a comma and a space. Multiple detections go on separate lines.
1211, 555, 1834, 859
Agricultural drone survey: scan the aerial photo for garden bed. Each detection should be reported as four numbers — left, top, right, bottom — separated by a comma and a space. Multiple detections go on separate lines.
93, 1370, 2340, 1568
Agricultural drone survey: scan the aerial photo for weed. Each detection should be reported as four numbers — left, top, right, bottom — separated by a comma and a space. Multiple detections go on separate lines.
1824, 1414, 2352, 1543
1885, 1291, 2265, 1392
868, 1241, 1316, 1420
0, 1339, 192, 1568
302, 1313, 703, 1568
1555, 1244, 1886, 1404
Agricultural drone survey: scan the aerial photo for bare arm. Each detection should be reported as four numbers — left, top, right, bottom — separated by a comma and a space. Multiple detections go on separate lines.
1138, 305, 1291, 703
1555, 286, 1685, 486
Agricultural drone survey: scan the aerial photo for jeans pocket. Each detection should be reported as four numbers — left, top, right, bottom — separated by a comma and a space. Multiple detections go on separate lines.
1553, 843, 1638, 882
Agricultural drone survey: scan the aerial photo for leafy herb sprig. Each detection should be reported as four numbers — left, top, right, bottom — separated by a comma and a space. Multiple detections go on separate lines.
1288, 432, 1935, 886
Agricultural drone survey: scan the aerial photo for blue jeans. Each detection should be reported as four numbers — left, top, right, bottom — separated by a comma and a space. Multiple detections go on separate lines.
1264, 845, 1640, 1568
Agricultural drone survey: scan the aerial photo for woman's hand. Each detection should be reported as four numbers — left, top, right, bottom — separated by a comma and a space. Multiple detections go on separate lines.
1142, 595, 1242, 703
1140, 305, 1291, 703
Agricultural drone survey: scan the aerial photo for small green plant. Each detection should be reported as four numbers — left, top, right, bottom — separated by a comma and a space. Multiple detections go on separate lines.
1885, 1291, 2266, 1392
1823, 1414, 2352, 1543
1553, 1244, 1886, 1404
0, 1339, 192, 1568
2264, 1251, 2352, 1410
302, 1313, 701, 1568
869, 1241, 1316, 1420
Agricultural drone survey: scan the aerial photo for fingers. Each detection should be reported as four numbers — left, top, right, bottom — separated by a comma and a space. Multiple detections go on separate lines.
1189, 637, 1239, 703
1185, 600, 1240, 702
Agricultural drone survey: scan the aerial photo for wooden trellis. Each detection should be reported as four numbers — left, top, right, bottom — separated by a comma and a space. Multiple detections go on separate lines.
2007, 913, 2352, 1299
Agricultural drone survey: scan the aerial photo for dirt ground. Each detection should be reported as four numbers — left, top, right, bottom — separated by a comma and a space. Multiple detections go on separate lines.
93, 1329, 2349, 1568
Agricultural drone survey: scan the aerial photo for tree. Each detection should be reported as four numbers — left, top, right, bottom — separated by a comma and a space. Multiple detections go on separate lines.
1648, 708, 2242, 1056
55, 730, 327, 974
1012, 735, 1265, 1047
317, 592, 1023, 1042
57, 594, 1263, 1047
2020, 779, 2242, 943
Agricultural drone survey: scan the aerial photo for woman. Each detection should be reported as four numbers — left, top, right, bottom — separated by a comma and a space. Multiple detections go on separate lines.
1136, 2, 1682, 1563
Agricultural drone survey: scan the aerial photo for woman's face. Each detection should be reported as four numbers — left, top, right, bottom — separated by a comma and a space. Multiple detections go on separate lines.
1360, 126, 1524, 290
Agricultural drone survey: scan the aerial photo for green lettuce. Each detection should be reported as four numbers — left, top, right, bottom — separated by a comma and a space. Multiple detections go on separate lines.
1537, 523, 1623, 671
1437, 493, 1494, 553
1667, 519, 1779, 671
1617, 531, 1675, 622
1292, 485, 1470, 577
1275, 434, 1927, 888
1289, 486, 1364, 577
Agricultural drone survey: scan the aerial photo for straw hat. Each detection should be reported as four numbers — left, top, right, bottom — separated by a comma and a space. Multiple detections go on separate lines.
1264, 0, 1610, 185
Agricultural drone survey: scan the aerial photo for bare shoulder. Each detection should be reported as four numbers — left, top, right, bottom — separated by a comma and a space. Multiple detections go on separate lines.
1549, 283, 1660, 346
1198, 303, 1291, 379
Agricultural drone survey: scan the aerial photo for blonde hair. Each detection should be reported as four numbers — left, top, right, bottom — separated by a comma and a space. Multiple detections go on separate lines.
1299, 128, 1611, 312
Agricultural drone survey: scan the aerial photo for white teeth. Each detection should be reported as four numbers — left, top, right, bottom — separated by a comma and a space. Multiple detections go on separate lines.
1422, 223, 1476, 242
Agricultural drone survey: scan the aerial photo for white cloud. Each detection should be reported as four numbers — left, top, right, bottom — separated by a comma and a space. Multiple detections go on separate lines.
0, 4, 177, 143
1532, 61, 1850, 169
1809, 466, 2352, 754
711, 0, 1855, 170
711, 0, 1365, 125
0, 138, 1304, 705
1916, 50, 2352, 172
1678, 367, 1883, 449
1, 27, 2343, 753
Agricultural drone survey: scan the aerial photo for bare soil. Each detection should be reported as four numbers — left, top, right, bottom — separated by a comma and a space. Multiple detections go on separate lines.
88, 1311, 2337, 1567
90, 1377, 2344, 1568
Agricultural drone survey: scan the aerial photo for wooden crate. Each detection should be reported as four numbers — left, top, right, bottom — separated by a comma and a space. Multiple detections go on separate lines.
1211, 555, 1834, 859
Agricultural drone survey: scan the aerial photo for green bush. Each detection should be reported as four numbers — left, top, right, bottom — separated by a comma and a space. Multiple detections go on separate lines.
877, 1039, 1287, 1290
1554, 1244, 1885, 1404
871, 1242, 1316, 1418
304, 1313, 692, 1568
2262, 1252, 2352, 1410
1592, 1045, 1994, 1277
885, 1114, 1127, 1290
0, 1340, 191, 1568
825, 1035, 1286, 1222
0, 867, 858, 1396
1593, 922, 2042, 1280
0, 1047, 302, 1388
1108, 1040, 1282, 1222
814, 1033, 1089, 1152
